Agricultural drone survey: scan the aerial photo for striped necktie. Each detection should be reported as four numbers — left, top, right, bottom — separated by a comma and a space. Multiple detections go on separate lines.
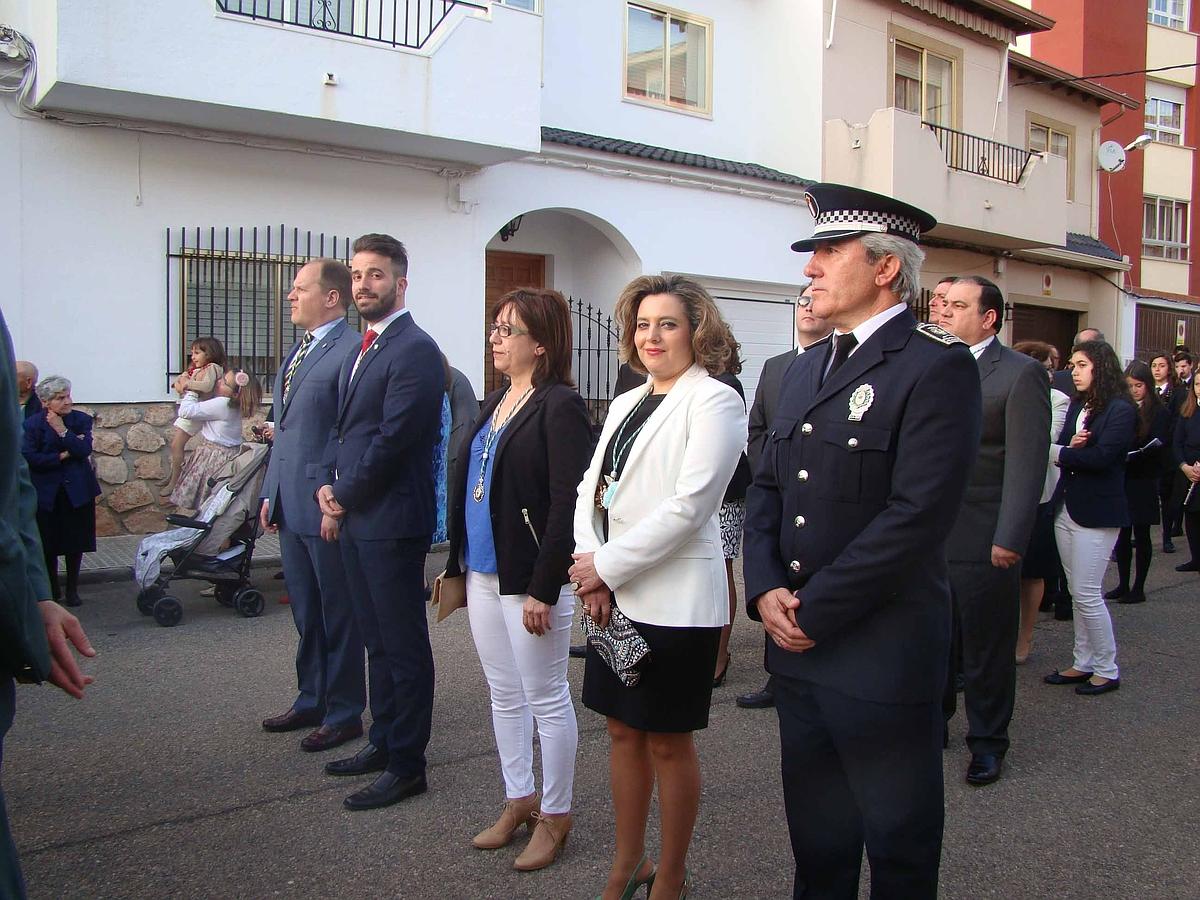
282, 332, 314, 403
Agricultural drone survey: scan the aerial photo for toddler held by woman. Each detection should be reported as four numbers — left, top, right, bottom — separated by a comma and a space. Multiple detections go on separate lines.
162, 337, 226, 496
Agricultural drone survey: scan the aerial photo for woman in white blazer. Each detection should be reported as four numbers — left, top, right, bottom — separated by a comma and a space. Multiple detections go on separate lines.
1012, 341, 1071, 664
569, 275, 745, 900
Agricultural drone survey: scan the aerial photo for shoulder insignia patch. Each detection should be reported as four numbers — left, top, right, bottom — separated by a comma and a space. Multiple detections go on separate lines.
915, 323, 966, 347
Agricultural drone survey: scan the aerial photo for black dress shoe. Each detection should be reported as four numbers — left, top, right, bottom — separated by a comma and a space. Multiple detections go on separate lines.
1176, 561, 1198, 572
966, 754, 1002, 786
325, 743, 387, 776
568, 644, 587, 659
1118, 589, 1146, 604
735, 688, 775, 709
301, 722, 364, 753
1044, 669, 1093, 685
1163, 540, 1176, 554
262, 708, 323, 733
1075, 677, 1120, 696
64, 592, 82, 608
343, 771, 427, 810
1103, 585, 1128, 600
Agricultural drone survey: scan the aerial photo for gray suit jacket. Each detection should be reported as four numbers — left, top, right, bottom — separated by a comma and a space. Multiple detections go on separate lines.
262, 318, 359, 537
946, 338, 1051, 561
747, 348, 798, 471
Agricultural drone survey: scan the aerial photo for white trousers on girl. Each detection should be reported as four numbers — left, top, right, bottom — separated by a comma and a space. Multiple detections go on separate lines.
466, 570, 578, 814
1053, 508, 1120, 680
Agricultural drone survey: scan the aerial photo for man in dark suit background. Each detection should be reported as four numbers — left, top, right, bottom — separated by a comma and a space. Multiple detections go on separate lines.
15, 362, 39, 420
0, 309, 95, 898
744, 184, 981, 900
259, 258, 366, 753
737, 282, 829, 710
938, 276, 1050, 786
317, 234, 444, 811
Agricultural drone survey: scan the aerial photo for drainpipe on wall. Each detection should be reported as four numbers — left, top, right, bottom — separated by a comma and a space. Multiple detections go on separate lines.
825, 0, 838, 49
992, 45, 1009, 137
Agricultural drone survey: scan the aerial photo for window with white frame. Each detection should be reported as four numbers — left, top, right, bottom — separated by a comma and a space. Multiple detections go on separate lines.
1029, 117, 1075, 200
624, 3, 712, 115
1148, 0, 1189, 29
1144, 196, 1191, 260
1146, 83, 1187, 143
498, 0, 539, 10
893, 40, 956, 127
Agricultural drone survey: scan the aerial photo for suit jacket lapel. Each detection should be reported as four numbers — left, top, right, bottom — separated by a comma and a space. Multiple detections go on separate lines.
339, 312, 413, 418
978, 337, 1002, 383
281, 319, 346, 421
493, 387, 547, 468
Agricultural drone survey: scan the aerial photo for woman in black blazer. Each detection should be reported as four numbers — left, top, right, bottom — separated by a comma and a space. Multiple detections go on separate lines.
1045, 341, 1136, 697
1105, 362, 1171, 605
21, 376, 101, 607
444, 288, 592, 872
1151, 352, 1185, 551
1172, 376, 1200, 572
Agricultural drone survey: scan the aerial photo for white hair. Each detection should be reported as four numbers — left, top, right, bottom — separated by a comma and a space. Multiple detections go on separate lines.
35, 375, 70, 402
859, 233, 926, 306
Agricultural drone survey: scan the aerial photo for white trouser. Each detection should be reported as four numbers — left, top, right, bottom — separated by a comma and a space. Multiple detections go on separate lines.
1053, 508, 1120, 679
466, 570, 578, 814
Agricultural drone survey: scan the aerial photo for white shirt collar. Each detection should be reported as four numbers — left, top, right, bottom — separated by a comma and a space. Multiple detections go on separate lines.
969, 334, 996, 359
309, 318, 343, 341
831, 303, 907, 356
364, 306, 409, 336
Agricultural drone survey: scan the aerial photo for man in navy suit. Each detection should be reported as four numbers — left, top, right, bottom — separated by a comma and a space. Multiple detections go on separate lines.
317, 234, 444, 811
744, 184, 981, 899
259, 258, 366, 753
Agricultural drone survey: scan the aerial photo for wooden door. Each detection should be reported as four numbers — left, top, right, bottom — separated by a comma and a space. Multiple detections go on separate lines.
1012, 304, 1079, 370
484, 251, 546, 392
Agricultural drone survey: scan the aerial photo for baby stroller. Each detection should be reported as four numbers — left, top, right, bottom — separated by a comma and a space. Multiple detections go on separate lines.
133, 442, 271, 627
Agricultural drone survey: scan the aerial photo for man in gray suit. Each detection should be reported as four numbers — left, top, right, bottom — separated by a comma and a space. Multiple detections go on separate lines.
259, 259, 366, 753
737, 284, 830, 709
939, 276, 1050, 785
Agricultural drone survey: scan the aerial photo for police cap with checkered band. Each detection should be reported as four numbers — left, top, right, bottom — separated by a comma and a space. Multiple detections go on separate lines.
791, 183, 937, 252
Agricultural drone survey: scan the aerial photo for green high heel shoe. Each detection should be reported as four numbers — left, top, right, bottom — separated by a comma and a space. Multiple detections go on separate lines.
594, 853, 656, 900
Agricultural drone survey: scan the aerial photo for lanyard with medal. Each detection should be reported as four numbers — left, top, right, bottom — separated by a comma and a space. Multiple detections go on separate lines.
595, 389, 653, 510
473, 385, 535, 503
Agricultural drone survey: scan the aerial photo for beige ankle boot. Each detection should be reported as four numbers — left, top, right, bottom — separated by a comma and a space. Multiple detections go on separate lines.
513, 811, 572, 871
472, 793, 539, 850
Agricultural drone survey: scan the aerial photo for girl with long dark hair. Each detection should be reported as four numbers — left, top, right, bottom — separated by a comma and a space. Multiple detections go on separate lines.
1105, 362, 1171, 604
1044, 341, 1136, 697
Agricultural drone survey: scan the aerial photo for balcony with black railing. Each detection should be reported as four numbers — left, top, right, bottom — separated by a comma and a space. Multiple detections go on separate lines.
21, 0, 542, 166
215, 0, 488, 50
922, 122, 1035, 186
823, 108, 1068, 250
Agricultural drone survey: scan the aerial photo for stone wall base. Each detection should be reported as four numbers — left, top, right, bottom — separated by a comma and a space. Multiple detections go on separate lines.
74, 402, 268, 536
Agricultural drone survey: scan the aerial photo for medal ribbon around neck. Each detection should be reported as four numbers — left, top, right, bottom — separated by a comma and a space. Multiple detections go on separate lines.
597, 389, 653, 509
473, 385, 535, 503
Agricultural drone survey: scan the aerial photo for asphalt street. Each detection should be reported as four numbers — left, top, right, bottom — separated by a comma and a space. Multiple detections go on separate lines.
5, 545, 1199, 899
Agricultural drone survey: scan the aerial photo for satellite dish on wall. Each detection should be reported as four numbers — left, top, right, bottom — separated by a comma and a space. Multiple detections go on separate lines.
1097, 141, 1127, 173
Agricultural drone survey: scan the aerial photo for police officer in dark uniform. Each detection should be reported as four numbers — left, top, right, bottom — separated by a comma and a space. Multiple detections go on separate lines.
744, 184, 982, 900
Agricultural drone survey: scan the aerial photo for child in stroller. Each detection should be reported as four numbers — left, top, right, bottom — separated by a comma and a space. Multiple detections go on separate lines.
134, 441, 271, 627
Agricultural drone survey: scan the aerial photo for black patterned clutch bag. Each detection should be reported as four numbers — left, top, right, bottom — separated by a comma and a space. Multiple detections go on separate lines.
581, 601, 651, 687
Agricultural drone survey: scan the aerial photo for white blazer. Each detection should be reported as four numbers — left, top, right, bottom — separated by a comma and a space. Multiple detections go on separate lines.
1041, 387, 1071, 504
573, 364, 747, 628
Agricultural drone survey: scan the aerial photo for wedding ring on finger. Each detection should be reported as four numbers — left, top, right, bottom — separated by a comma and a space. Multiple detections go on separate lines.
571, 580, 581, 593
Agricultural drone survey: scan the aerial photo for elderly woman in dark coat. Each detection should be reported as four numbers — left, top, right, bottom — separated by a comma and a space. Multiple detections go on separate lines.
21, 376, 101, 607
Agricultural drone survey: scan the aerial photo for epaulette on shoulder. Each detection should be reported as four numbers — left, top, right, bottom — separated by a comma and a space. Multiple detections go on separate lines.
914, 323, 966, 347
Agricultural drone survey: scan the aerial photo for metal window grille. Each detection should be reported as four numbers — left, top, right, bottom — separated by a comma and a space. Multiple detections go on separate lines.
165, 226, 361, 394
215, 0, 487, 50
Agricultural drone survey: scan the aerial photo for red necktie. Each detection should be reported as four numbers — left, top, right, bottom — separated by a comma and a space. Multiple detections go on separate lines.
360, 329, 378, 355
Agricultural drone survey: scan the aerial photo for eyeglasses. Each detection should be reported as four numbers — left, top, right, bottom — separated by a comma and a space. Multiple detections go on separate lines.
796, 294, 814, 308
488, 323, 530, 339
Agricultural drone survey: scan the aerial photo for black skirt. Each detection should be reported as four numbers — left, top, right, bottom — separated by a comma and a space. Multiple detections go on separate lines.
1125, 477, 1161, 527
1020, 502, 1058, 581
582, 615, 721, 733
36, 487, 97, 556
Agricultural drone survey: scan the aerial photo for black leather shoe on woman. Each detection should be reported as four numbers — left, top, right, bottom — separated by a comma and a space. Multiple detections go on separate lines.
1075, 677, 1120, 696
1044, 669, 1093, 685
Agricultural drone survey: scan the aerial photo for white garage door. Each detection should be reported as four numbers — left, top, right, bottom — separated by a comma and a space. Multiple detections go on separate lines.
714, 295, 796, 406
